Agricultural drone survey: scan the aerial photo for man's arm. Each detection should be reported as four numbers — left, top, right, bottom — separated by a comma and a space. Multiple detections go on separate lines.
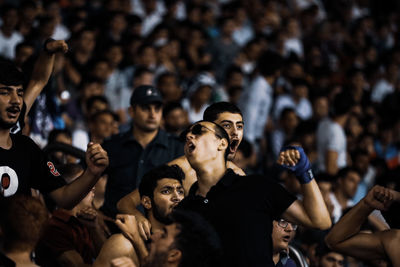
24, 40, 68, 115
278, 146, 331, 230
325, 186, 398, 261
49, 142, 109, 209
93, 234, 138, 267
325, 150, 339, 176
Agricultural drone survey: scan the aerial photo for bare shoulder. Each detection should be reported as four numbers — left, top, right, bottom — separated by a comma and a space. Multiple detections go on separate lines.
227, 161, 246, 176
168, 155, 197, 195
381, 229, 400, 266
93, 234, 137, 267
168, 155, 190, 170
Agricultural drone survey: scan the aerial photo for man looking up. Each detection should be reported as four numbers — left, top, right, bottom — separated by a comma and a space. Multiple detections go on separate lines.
0, 60, 109, 209
117, 102, 245, 238
101, 85, 184, 219
93, 164, 185, 267
177, 120, 331, 266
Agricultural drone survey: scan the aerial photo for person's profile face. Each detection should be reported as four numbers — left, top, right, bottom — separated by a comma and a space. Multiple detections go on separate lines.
213, 112, 243, 160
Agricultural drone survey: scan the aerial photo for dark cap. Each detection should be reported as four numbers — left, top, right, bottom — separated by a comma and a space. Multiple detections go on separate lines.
130, 85, 163, 106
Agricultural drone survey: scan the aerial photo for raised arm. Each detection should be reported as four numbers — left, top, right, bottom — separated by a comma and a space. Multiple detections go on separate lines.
24, 39, 68, 115
278, 146, 332, 230
325, 185, 399, 262
49, 142, 109, 209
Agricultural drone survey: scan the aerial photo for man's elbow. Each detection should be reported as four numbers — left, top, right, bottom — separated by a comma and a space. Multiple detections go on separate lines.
314, 216, 332, 230
324, 233, 337, 250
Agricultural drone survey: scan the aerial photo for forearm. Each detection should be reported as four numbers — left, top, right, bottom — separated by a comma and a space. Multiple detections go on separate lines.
50, 169, 100, 209
326, 199, 373, 248
117, 190, 141, 215
24, 51, 55, 113
301, 179, 332, 229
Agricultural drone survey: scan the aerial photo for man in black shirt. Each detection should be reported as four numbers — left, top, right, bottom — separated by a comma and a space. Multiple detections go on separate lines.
0, 60, 109, 209
178, 120, 331, 267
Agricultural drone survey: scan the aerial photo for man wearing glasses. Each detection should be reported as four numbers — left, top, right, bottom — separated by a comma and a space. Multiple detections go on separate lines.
177, 120, 331, 267
272, 219, 297, 267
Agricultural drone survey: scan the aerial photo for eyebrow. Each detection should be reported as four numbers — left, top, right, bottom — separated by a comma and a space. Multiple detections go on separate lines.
219, 120, 244, 125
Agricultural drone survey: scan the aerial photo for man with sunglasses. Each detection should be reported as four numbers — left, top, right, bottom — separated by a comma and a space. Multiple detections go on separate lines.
272, 218, 297, 267
177, 120, 331, 267
117, 102, 246, 239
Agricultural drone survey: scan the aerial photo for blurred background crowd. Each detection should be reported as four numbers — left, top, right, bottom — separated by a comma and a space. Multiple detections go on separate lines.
1, 0, 400, 266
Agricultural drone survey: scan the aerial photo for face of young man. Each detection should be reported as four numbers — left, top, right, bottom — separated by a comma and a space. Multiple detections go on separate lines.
91, 113, 115, 140
151, 178, 184, 224
340, 171, 361, 199
213, 112, 244, 160
319, 252, 345, 267
272, 219, 296, 253
131, 103, 163, 132
0, 84, 23, 130
184, 121, 226, 166
143, 223, 181, 267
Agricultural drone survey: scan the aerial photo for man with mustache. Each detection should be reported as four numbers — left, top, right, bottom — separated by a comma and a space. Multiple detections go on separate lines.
93, 164, 186, 266
0, 60, 109, 209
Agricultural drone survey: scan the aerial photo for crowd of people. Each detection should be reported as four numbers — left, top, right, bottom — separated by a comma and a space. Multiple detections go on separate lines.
1, 0, 400, 266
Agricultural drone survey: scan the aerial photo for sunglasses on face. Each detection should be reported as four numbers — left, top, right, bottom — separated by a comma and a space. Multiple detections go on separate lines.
180, 123, 222, 141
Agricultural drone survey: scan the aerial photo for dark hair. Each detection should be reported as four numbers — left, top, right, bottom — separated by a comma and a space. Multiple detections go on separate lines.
170, 210, 222, 267
163, 102, 184, 118
85, 95, 109, 112
139, 165, 185, 199
331, 92, 354, 117
203, 102, 242, 122
156, 71, 178, 86
133, 65, 153, 80
0, 60, 25, 87
78, 75, 105, 91
47, 128, 72, 144
89, 109, 115, 123
257, 51, 283, 77
57, 163, 84, 184
336, 167, 359, 180
0, 195, 48, 252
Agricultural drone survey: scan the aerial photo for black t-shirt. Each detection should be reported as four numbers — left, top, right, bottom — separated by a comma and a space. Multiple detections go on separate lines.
0, 134, 66, 197
0, 251, 15, 267
177, 169, 296, 267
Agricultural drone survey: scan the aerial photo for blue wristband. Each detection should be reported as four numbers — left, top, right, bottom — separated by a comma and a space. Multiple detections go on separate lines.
279, 146, 314, 184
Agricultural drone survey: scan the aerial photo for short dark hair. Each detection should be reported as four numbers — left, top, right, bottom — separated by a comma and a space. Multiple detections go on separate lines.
139, 165, 185, 199
337, 167, 359, 180
203, 102, 242, 122
0, 195, 48, 252
0, 60, 25, 87
85, 95, 109, 112
47, 128, 72, 144
257, 51, 283, 77
89, 109, 115, 123
331, 92, 354, 117
163, 101, 184, 118
170, 210, 222, 267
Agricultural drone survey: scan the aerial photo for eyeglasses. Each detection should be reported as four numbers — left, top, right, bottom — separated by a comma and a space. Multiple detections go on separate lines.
277, 219, 298, 230
181, 123, 221, 140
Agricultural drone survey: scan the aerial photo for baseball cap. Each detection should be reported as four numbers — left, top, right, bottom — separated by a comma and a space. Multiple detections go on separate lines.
130, 85, 163, 106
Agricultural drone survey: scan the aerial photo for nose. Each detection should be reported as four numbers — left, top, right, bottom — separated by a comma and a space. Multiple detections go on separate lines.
171, 190, 182, 202
10, 91, 21, 104
285, 223, 294, 232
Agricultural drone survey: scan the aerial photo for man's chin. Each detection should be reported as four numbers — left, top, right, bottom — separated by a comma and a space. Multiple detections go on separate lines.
0, 119, 17, 130
227, 152, 236, 161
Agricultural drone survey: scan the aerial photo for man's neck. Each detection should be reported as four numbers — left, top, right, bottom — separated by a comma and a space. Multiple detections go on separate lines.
132, 127, 159, 148
194, 161, 227, 197
0, 129, 12, 149
148, 214, 164, 233
332, 114, 348, 127
272, 251, 280, 265
5, 250, 36, 266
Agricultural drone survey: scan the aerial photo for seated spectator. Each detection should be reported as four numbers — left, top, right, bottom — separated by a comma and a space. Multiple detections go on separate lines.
88, 109, 118, 144
272, 218, 297, 266
0, 195, 48, 266
315, 242, 346, 267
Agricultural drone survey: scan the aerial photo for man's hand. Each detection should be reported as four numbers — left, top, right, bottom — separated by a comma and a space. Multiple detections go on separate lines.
45, 39, 69, 54
86, 142, 109, 177
363, 185, 394, 211
115, 214, 142, 244
277, 146, 313, 184
135, 213, 152, 241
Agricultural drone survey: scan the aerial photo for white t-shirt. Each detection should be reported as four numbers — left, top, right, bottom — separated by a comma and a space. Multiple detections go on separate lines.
316, 118, 347, 172
0, 30, 23, 59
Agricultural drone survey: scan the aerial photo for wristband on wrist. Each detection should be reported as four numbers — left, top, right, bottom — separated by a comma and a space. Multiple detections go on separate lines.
43, 38, 56, 54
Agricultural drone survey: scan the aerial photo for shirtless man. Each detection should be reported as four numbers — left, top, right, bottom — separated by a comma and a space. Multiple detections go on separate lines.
117, 102, 245, 239
325, 185, 400, 266
93, 165, 185, 267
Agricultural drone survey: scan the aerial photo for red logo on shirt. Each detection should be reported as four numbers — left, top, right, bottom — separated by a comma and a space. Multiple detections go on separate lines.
47, 162, 61, 176
1, 173, 10, 189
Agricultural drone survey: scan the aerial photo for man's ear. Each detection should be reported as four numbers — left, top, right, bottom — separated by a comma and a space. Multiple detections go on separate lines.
167, 248, 182, 264
218, 138, 229, 152
141, 196, 152, 210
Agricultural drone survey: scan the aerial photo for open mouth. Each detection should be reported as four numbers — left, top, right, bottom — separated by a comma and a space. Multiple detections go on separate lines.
282, 235, 291, 242
6, 106, 21, 118
186, 142, 196, 153
229, 139, 239, 154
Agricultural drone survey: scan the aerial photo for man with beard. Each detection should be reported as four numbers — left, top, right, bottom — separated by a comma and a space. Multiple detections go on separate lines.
0, 60, 109, 209
100, 85, 184, 220
93, 164, 187, 267
112, 209, 222, 267
117, 102, 245, 239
